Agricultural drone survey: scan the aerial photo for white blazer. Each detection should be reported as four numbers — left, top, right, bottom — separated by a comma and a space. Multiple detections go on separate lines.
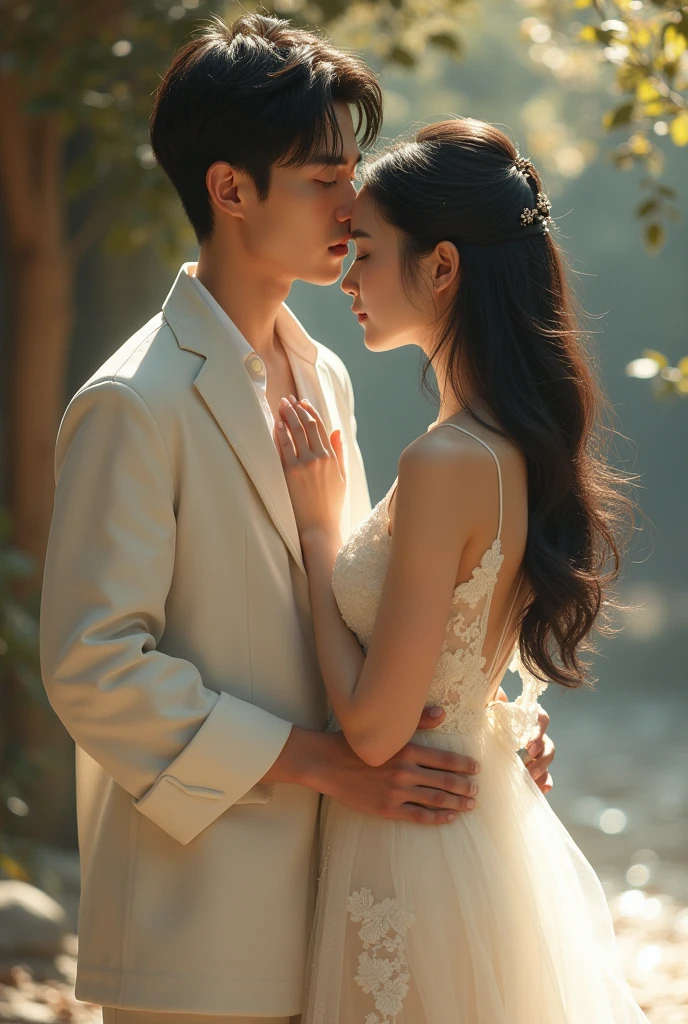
39, 265, 372, 1016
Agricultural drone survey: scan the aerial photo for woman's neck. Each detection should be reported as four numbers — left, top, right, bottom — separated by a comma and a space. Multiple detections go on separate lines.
431, 352, 499, 432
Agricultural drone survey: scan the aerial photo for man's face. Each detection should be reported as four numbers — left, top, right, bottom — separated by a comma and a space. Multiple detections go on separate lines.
234, 103, 361, 287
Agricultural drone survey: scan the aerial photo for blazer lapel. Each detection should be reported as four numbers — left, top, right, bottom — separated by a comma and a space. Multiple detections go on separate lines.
162, 266, 306, 576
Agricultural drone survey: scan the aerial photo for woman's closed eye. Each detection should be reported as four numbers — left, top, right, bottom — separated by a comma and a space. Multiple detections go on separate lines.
354, 252, 369, 262
316, 178, 338, 189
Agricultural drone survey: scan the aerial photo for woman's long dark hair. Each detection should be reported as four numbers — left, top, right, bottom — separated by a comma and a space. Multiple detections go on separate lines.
363, 118, 633, 688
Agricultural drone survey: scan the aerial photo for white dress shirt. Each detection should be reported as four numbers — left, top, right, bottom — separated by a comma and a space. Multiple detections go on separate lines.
186, 264, 318, 441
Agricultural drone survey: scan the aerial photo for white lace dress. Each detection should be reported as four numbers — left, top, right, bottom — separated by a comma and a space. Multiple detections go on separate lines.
301, 425, 648, 1024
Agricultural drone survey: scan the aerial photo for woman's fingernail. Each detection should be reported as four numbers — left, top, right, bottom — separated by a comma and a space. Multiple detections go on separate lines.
289, 394, 297, 403
429, 707, 443, 718
280, 397, 289, 406
466, 798, 475, 809
447, 813, 456, 821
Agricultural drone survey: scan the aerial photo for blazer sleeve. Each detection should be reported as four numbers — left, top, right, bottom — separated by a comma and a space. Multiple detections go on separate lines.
40, 379, 293, 846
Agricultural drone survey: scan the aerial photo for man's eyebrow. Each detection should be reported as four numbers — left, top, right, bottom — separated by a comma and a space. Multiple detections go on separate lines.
307, 151, 363, 168
351, 229, 371, 239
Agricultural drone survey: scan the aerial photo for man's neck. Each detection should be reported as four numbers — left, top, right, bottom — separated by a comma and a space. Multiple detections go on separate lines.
195, 242, 292, 360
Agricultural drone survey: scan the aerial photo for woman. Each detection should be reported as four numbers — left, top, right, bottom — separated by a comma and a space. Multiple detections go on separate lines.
275, 118, 646, 1023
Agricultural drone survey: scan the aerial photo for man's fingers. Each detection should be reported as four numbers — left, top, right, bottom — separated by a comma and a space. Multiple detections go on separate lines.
405, 742, 480, 776
396, 804, 461, 825
526, 735, 555, 783
536, 772, 553, 794
526, 737, 544, 760
416, 707, 446, 730
413, 772, 478, 802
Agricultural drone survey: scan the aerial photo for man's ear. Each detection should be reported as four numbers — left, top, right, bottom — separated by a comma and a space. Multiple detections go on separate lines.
206, 161, 245, 221
431, 240, 460, 297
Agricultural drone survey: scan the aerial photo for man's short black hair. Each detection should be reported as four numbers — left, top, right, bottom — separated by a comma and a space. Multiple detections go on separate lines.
150, 13, 383, 242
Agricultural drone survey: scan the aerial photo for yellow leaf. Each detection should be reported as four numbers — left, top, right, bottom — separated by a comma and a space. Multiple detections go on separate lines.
678, 356, 688, 376
633, 27, 652, 48
575, 0, 592, 7
670, 111, 688, 146
642, 349, 669, 368
636, 80, 660, 103
579, 25, 597, 42
664, 25, 687, 60
628, 133, 652, 155
0, 854, 30, 882
676, 377, 688, 395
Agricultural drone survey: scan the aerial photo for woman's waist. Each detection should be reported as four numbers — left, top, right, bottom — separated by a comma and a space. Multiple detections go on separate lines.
327, 697, 538, 754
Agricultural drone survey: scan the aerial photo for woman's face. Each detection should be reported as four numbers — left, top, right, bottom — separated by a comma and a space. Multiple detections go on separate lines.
340, 186, 458, 354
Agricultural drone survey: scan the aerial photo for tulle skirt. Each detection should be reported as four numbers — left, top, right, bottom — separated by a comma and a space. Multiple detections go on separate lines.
302, 716, 648, 1023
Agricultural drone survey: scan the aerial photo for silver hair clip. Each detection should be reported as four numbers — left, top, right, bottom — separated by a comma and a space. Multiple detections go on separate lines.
514, 155, 535, 178
520, 191, 552, 229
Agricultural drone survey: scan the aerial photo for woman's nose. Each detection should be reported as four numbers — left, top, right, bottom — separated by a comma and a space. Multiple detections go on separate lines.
341, 268, 357, 296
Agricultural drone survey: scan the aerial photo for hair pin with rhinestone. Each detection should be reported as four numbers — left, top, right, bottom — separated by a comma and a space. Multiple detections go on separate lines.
514, 155, 535, 178
520, 192, 552, 229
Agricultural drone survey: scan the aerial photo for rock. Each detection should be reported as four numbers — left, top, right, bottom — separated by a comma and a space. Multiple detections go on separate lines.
0, 953, 76, 985
0, 882, 71, 957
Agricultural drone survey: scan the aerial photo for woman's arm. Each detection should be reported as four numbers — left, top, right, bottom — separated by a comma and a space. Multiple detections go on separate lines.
277, 398, 496, 767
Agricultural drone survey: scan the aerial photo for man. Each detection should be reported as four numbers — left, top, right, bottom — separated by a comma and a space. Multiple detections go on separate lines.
40, 14, 554, 1023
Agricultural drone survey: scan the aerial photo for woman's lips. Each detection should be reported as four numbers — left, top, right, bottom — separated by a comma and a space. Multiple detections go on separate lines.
356, 312, 368, 323
328, 243, 349, 256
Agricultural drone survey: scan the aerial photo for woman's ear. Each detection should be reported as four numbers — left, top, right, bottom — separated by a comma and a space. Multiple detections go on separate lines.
431, 240, 460, 296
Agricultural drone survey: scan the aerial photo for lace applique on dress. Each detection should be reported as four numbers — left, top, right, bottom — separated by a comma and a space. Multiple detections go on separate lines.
346, 887, 415, 1023
426, 536, 504, 735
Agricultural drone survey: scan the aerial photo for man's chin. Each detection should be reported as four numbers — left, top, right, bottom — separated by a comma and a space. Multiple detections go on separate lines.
298, 261, 347, 288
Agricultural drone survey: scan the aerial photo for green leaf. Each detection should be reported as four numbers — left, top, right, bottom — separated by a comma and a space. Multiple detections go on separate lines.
644, 223, 665, 253
636, 198, 659, 218
603, 102, 635, 130
388, 45, 415, 69
428, 32, 461, 55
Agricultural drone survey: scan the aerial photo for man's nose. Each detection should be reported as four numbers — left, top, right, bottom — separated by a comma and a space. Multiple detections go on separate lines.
336, 179, 357, 221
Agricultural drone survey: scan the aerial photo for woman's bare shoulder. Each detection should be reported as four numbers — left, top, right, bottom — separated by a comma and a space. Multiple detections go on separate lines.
401, 418, 520, 474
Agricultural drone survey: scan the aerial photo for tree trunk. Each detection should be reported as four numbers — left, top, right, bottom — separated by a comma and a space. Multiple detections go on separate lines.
0, 74, 77, 847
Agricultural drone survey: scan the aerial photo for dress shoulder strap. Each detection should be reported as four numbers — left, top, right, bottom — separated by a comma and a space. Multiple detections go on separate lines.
432, 423, 504, 540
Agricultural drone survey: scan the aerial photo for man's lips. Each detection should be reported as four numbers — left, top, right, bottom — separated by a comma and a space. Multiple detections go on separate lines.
328, 240, 350, 256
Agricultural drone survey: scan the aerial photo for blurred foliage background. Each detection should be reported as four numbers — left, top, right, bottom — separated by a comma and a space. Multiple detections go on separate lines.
0, 0, 685, 913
